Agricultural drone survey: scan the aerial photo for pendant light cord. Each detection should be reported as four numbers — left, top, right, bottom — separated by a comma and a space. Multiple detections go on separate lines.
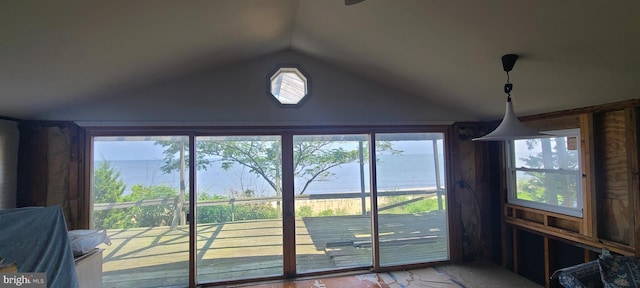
504, 71, 513, 102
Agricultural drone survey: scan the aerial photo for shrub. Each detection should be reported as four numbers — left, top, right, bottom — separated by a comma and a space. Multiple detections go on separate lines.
318, 209, 335, 216
296, 206, 313, 218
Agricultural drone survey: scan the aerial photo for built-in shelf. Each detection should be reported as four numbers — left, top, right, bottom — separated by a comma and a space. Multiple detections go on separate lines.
504, 204, 634, 256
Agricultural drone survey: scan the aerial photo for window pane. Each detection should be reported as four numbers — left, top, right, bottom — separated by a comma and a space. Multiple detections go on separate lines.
513, 137, 579, 170
510, 134, 582, 216
93, 136, 190, 288
195, 136, 283, 283
515, 170, 580, 208
375, 133, 448, 267
270, 68, 308, 105
293, 134, 372, 273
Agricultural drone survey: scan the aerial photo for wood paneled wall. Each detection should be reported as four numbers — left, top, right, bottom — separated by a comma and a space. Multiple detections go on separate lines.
17, 121, 85, 229
449, 122, 501, 262
594, 110, 633, 245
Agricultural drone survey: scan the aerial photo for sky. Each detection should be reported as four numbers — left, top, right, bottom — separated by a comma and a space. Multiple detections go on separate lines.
94, 141, 165, 161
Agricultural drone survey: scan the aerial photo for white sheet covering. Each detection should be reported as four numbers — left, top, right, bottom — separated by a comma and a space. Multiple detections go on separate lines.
0, 205, 79, 288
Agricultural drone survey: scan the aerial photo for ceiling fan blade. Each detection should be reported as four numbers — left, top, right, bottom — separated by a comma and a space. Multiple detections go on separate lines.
345, 0, 366, 5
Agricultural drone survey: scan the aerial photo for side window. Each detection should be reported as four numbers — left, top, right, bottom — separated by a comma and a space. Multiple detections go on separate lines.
506, 129, 582, 217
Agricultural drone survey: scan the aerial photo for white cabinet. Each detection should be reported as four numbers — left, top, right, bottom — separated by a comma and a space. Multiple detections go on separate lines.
75, 249, 103, 288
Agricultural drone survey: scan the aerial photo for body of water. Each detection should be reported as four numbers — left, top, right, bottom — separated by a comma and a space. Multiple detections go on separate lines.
97, 154, 445, 197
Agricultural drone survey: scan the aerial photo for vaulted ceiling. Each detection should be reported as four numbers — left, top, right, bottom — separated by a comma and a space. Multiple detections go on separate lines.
2, 0, 640, 121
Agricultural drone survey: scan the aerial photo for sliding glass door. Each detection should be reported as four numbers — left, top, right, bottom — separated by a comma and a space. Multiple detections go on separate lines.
194, 136, 283, 283
293, 134, 372, 273
92, 136, 190, 288
374, 133, 448, 267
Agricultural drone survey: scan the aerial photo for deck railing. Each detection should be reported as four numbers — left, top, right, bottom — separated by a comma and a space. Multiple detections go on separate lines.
94, 188, 443, 209
94, 187, 446, 220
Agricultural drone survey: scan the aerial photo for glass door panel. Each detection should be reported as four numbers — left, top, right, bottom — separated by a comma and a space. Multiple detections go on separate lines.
375, 133, 448, 267
194, 136, 283, 283
92, 136, 190, 288
293, 134, 372, 273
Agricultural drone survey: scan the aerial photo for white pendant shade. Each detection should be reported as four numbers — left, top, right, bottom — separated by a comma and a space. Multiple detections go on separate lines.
473, 100, 544, 141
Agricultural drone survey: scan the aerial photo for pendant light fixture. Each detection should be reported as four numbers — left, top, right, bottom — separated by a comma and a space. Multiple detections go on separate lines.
473, 54, 545, 141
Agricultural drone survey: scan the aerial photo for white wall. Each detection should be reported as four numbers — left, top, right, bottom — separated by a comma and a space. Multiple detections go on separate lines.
0, 119, 18, 209
41, 50, 466, 125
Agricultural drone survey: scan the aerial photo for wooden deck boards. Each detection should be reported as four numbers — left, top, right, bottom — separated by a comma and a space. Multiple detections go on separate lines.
101, 212, 448, 287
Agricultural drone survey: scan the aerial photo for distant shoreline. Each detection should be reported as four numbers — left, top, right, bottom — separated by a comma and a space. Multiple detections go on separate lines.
96, 153, 443, 196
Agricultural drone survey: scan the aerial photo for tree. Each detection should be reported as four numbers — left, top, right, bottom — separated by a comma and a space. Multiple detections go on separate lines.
94, 160, 126, 203
292, 140, 360, 194
93, 160, 133, 229
156, 138, 396, 196
518, 137, 578, 207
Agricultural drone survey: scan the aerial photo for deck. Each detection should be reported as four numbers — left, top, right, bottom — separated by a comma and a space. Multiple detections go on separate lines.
100, 211, 448, 288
